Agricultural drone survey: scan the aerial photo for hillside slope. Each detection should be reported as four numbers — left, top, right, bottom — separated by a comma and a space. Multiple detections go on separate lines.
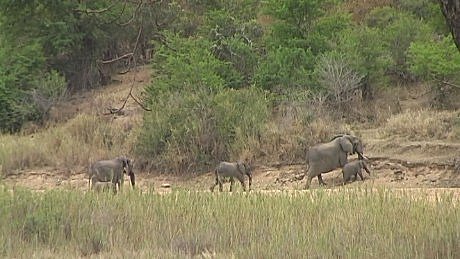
2, 67, 459, 192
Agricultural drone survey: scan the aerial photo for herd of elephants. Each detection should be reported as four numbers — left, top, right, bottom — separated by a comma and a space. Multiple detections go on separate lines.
88, 134, 371, 193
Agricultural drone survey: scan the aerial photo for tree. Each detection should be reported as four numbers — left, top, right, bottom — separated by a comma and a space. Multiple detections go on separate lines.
439, 0, 460, 51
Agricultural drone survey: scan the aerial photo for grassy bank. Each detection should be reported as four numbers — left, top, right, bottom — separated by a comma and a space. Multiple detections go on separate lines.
0, 187, 458, 258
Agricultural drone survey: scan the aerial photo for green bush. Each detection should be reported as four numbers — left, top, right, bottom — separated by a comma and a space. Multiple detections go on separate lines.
365, 7, 434, 80
306, 11, 353, 55
203, 10, 262, 88
137, 87, 270, 173
0, 40, 46, 132
336, 26, 393, 87
255, 47, 314, 92
140, 33, 270, 173
30, 70, 67, 121
407, 35, 460, 81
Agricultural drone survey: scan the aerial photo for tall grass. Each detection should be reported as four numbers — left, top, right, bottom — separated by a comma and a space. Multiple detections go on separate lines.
379, 109, 460, 140
0, 187, 458, 258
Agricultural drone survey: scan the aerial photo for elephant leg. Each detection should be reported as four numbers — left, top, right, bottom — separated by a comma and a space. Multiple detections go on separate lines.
90, 177, 97, 190
305, 175, 314, 189
357, 171, 364, 181
236, 175, 247, 192
317, 175, 326, 186
218, 181, 223, 192
116, 181, 122, 193
210, 177, 219, 192
229, 178, 235, 192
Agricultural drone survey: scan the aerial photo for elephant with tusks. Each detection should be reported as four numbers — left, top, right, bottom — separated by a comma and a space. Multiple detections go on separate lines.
342, 159, 371, 184
305, 134, 365, 189
210, 161, 252, 192
88, 156, 135, 193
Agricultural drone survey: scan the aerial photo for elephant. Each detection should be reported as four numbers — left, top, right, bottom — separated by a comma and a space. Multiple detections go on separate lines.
342, 160, 371, 184
210, 161, 252, 192
305, 134, 364, 189
88, 156, 135, 193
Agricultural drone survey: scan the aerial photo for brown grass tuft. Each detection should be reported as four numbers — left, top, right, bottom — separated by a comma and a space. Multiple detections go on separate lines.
378, 109, 460, 140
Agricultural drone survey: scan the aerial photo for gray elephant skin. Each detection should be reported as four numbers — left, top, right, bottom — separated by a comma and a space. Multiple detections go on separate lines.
88, 156, 135, 193
305, 134, 364, 189
210, 161, 253, 192
342, 160, 371, 184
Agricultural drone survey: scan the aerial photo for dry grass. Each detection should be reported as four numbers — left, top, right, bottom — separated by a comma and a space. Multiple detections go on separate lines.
378, 109, 460, 140
258, 102, 354, 165
0, 187, 458, 258
0, 114, 137, 175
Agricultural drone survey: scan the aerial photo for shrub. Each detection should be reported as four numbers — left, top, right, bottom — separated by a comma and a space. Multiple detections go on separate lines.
313, 51, 364, 105
30, 70, 67, 121
408, 35, 460, 81
336, 26, 393, 88
365, 7, 434, 81
137, 87, 270, 173
254, 46, 314, 92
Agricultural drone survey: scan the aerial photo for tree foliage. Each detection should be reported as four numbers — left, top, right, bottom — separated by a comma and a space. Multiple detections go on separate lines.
140, 35, 269, 172
408, 35, 460, 81
0, 0, 179, 132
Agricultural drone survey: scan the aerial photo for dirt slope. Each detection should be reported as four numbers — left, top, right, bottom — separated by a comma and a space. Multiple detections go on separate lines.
2, 67, 460, 193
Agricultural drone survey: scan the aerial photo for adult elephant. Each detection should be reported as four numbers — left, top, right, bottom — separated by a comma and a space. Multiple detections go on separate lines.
88, 156, 135, 193
305, 134, 364, 189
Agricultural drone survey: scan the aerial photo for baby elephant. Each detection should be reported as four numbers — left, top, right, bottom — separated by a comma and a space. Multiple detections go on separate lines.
210, 161, 252, 192
342, 160, 371, 184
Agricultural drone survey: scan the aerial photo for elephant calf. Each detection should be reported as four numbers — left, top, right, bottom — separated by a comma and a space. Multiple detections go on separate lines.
210, 161, 252, 192
342, 160, 371, 184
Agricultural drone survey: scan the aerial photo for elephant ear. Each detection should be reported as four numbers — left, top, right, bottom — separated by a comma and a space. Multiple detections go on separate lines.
339, 137, 353, 154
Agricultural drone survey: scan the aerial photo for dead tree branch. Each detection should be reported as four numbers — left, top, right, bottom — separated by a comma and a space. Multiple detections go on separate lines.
101, 52, 134, 64
435, 78, 460, 89
117, 1, 144, 26
103, 79, 152, 115
74, 3, 117, 14
104, 25, 151, 115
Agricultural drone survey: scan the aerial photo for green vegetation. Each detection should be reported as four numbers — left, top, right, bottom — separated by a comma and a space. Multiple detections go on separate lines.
1, 0, 459, 174
0, 187, 458, 258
